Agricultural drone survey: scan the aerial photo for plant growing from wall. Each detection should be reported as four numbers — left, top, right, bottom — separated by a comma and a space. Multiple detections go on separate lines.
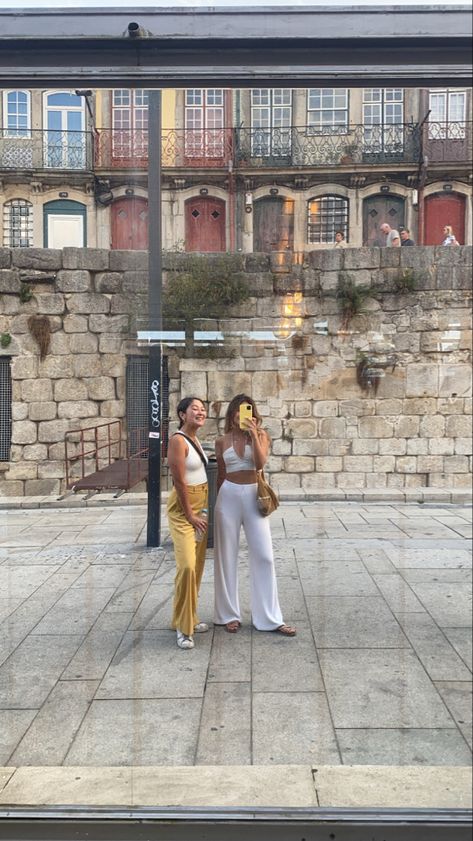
27, 315, 51, 361
19, 283, 33, 303
394, 268, 417, 293
163, 253, 250, 355
0, 332, 12, 349
336, 272, 371, 330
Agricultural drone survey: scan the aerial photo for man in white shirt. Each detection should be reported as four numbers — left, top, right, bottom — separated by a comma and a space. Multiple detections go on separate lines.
380, 222, 400, 247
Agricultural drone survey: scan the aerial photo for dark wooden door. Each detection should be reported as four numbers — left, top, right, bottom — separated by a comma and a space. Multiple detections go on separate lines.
185, 196, 226, 252
253, 196, 294, 252
111, 197, 148, 250
424, 192, 466, 245
362, 194, 405, 246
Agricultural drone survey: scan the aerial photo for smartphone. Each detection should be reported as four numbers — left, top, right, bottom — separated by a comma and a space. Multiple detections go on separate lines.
239, 403, 253, 430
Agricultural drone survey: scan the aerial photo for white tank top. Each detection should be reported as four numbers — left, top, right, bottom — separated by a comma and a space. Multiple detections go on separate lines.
175, 431, 208, 486
223, 443, 256, 473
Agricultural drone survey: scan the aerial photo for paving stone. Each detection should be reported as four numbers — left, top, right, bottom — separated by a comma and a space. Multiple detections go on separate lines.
65, 699, 201, 765
336, 727, 472, 766
0, 766, 132, 805
442, 627, 473, 671
10, 680, 99, 766
318, 649, 457, 728
434, 681, 473, 749
95, 630, 212, 700
0, 635, 83, 709
132, 765, 318, 806
32, 587, 117, 635
384, 542, 472, 570
253, 692, 340, 764
0, 711, 37, 764
297, 560, 379, 596
409, 581, 473, 627
0, 768, 15, 794
394, 612, 471, 681
372, 574, 425, 613
61, 630, 124, 680
207, 626, 252, 683
313, 766, 472, 808
252, 623, 323, 692
196, 682, 251, 765
306, 596, 409, 648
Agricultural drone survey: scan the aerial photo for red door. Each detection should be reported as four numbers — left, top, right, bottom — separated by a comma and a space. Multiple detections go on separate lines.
424, 193, 466, 245
185, 197, 226, 252
111, 197, 148, 250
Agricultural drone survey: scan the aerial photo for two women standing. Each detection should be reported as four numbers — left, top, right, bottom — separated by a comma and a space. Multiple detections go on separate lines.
166, 393, 295, 650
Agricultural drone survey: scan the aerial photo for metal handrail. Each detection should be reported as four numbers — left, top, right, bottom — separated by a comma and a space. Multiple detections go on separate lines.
0, 128, 94, 171
64, 420, 123, 490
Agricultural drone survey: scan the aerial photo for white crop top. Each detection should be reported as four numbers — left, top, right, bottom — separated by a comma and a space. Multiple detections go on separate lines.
175, 431, 208, 486
223, 444, 256, 473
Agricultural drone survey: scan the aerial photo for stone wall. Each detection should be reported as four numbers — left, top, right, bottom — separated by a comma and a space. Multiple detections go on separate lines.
0, 245, 471, 496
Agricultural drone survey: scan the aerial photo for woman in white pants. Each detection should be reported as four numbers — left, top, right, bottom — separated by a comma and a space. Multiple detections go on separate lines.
213, 394, 296, 636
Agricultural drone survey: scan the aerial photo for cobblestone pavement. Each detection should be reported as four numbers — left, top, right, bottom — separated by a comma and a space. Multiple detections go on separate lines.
0, 501, 471, 768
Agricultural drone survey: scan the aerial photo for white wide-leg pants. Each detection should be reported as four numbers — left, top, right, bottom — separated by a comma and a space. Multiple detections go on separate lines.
213, 480, 284, 631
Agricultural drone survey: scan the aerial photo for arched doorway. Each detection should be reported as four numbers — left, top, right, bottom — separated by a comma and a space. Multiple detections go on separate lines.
253, 196, 294, 252
43, 199, 86, 248
185, 196, 226, 252
111, 197, 148, 250
362, 194, 405, 246
424, 192, 466, 245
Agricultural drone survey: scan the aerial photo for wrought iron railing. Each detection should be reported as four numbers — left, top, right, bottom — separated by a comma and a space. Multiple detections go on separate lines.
1, 123, 470, 173
423, 121, 473, 163
0, 129, 94, 171
95, 127, 234, 169
235, 123, 423, 167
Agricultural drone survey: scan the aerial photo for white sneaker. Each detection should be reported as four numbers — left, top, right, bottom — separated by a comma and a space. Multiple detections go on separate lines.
177, 630, 194, 649
194, 622, 209, 633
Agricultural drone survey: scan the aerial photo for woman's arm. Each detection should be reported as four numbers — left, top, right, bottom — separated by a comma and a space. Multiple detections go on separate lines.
244, 420, 269, 470
215, 437, 227, 491
167, 435, 207, 531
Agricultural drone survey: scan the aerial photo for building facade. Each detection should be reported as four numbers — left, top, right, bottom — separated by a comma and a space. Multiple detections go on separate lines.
1, 86, 472, 254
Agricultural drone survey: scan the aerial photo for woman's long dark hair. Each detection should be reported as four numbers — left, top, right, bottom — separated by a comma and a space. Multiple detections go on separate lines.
177, 396, 206, 428
224, 394, 263, 434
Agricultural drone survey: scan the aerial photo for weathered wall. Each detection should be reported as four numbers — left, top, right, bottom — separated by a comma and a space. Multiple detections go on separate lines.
0, 245, 471, 496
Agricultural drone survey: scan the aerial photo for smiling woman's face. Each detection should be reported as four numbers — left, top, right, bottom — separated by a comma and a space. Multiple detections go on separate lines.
182, 400, 207, 427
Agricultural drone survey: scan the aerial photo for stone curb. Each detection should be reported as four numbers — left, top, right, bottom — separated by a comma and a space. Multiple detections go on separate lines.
0, 765, 471, 809
0, 488, 471, 510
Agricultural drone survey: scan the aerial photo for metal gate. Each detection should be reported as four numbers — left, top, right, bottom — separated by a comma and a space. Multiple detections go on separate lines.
126, 354, 169, 456
0, 356, 12, 462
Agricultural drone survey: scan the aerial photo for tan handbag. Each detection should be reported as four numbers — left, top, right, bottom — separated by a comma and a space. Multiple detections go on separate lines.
256, 470, 279, 517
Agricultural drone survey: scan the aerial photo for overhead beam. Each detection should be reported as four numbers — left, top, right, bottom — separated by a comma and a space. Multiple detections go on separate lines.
0, 5, 471, 87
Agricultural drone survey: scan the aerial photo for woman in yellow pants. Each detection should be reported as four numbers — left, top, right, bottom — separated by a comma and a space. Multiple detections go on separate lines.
167, 396, 209, 650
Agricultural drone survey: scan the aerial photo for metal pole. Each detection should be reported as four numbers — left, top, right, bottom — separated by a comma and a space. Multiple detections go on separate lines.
147, 90, 162, 547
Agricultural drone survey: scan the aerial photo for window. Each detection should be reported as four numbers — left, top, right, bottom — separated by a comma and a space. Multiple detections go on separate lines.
112, 89, 149, 159
308, 195, 348, 244
3, 199, 33, 247
250, 89, 292, 157
429, 89, 467, 139
307, 89, 349, 134
0, 357, 12, 462
363, 88, 404, 155
3, 90, 31, 137
44, 91, 86, 168
185, 89, 225, 157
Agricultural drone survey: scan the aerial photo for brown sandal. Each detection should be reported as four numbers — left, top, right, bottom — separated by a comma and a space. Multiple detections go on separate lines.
225, 621, 241, 633
275, 624, 296, 637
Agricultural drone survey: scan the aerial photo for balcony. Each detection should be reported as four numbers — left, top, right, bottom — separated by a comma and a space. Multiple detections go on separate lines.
95, 127, 234, 170
0, 129, 94, 172
423, 121, 473, 164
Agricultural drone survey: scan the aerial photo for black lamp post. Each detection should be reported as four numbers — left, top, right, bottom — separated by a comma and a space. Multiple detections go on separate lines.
146, 90, 163, 547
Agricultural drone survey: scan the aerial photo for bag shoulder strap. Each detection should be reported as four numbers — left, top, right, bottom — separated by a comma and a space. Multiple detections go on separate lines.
175, 431, 208, 467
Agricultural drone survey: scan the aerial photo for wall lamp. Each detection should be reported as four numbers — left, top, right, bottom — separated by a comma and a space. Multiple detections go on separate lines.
245, 191, 253, 213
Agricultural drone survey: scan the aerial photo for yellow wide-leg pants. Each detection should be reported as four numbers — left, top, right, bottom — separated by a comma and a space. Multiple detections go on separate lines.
167, 482, 208, 637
